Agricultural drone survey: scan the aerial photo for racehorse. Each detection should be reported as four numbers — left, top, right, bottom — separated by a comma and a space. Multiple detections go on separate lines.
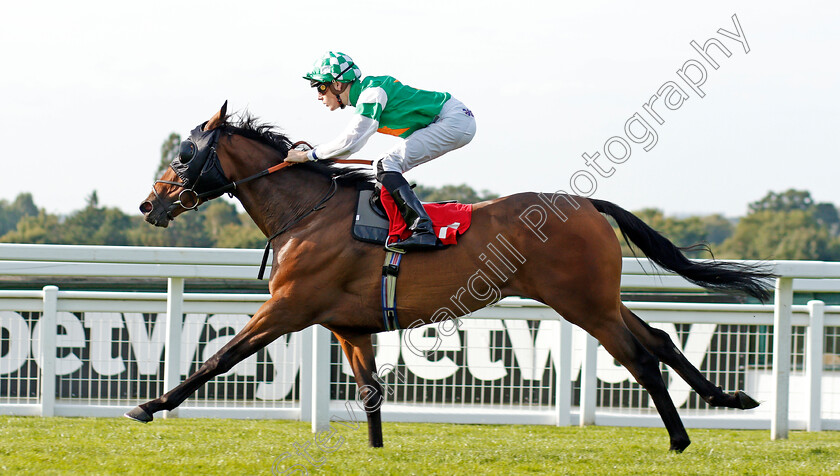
130, 102, 774, 453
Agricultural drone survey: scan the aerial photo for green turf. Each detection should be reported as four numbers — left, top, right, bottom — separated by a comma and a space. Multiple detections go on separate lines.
0, 416, 838, 475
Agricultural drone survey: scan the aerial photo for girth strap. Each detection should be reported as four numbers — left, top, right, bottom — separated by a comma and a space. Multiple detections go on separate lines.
381, 251, 403, 331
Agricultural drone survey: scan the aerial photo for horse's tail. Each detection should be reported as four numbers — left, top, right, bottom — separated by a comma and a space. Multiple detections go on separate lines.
588, 198, 776, 301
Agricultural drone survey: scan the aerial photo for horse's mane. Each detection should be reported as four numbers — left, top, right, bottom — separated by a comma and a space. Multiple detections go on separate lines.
222, 112, 374, 186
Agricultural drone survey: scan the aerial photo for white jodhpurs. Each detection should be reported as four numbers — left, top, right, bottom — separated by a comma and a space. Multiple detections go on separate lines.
377, 98, 476, 174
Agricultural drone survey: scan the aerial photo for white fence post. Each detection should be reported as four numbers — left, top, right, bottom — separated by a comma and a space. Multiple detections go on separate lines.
580, 333, 598, 426
299, 327, 313, 423
772, 277, 793, 440
163, 277, 184, 419
39, 286, 58, 417
806, 300, 824, 432
555, 318, 572, 426
311, 325, 331, 433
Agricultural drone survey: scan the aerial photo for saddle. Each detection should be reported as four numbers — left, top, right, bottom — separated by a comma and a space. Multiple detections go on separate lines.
352, 183, 471, 246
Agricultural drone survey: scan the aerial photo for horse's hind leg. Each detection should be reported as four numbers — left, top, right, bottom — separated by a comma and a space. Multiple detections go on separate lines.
125, 297, 307, 422
620, 305, 759, 410
596, 323, 691, 452
595, 322, 691, 451
335, 333, 384, 448
555, 301, 691, 452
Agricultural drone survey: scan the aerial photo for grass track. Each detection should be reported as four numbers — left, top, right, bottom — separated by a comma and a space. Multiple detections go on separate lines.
1, 417, 839, 475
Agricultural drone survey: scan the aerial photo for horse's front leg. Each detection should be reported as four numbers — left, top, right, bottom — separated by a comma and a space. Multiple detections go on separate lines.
125, 297, 308, 422
336, 333, 384, 447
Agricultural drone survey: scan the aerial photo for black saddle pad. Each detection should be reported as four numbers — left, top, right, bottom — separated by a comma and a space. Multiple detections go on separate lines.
351, 183, 459, 245
352, 184, 390, 245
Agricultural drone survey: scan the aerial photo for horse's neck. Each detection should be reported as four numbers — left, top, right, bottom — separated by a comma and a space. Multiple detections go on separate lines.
234, 169, 350, 240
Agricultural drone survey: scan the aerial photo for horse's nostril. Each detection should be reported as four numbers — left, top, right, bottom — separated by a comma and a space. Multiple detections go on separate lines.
140, 201, 153, 214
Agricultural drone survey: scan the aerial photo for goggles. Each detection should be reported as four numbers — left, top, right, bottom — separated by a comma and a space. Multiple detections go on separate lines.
310, 80, 329, 94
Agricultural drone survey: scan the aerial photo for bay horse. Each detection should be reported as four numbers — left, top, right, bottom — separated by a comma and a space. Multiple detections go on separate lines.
130, 102, 773, 453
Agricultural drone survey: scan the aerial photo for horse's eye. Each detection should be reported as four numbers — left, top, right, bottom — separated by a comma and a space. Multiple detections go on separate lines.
179, 141, 196, 163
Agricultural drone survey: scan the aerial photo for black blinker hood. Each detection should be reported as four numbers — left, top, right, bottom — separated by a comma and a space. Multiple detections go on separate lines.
168, 122, 231, 198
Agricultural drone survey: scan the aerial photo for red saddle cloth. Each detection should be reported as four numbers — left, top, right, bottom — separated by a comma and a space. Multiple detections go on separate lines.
380, 188, 473, 245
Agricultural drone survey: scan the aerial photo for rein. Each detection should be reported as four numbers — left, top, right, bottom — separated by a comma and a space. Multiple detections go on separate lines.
155, 132, 373, 279
196, 146, 373, 203
190, 155, 371, 279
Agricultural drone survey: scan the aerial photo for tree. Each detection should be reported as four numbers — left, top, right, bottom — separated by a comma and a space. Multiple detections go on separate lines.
814, 202, 840, 234
125, 218, 177, 247
748, 189, 814, 213
720, 189, 840, 260
214, 222, 266, 249
12, 193, 38, 217
126, 210, 214, 248
58, 208, 103, 244
721, 209, 840, 260
200, 201, 266, 248
156, 132, 182, 178
700, 214, 735, 245
0, 193, 39, 237
0, 211, 61, 244
86, 190, 99, 208
608, 209, 733, 258
413, 183, 499, 204
58, 192, 133, 246
89, 209, 133, 246
202, 201, 240, 240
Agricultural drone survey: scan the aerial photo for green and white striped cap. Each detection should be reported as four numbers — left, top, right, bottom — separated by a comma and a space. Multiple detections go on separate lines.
303, 51, 361, 83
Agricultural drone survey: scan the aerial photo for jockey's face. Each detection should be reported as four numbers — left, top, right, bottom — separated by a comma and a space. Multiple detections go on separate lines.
317, 81, 346, 111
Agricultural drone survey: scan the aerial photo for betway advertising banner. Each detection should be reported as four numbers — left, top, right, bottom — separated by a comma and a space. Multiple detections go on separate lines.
1, 310, 742, 408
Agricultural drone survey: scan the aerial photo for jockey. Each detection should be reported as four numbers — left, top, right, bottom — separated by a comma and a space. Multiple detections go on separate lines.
285, 51, 476, 251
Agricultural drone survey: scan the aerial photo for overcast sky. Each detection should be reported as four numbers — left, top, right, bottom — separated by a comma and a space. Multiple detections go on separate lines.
1, 1, 837, 218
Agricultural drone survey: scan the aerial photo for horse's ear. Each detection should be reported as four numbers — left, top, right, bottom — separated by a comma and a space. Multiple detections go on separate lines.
204, 100, 229, 131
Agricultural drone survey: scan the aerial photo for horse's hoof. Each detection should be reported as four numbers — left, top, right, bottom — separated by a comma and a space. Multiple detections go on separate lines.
669, 437, 690, 453
735, 390, 760, 410
124, 406, 153, 423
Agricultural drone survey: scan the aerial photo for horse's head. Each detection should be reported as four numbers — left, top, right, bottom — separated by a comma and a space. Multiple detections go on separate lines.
140, 101, 232, 227
140, 103, 371, 231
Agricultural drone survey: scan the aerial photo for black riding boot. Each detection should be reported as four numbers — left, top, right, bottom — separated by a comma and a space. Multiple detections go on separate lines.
388, 184, 439, 250
378, 171, 438, 251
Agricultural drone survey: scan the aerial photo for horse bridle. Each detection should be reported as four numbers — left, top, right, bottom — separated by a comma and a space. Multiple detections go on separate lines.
150, 123, 372, 278
150, 180, 207, 220
150, 122, 231, 220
